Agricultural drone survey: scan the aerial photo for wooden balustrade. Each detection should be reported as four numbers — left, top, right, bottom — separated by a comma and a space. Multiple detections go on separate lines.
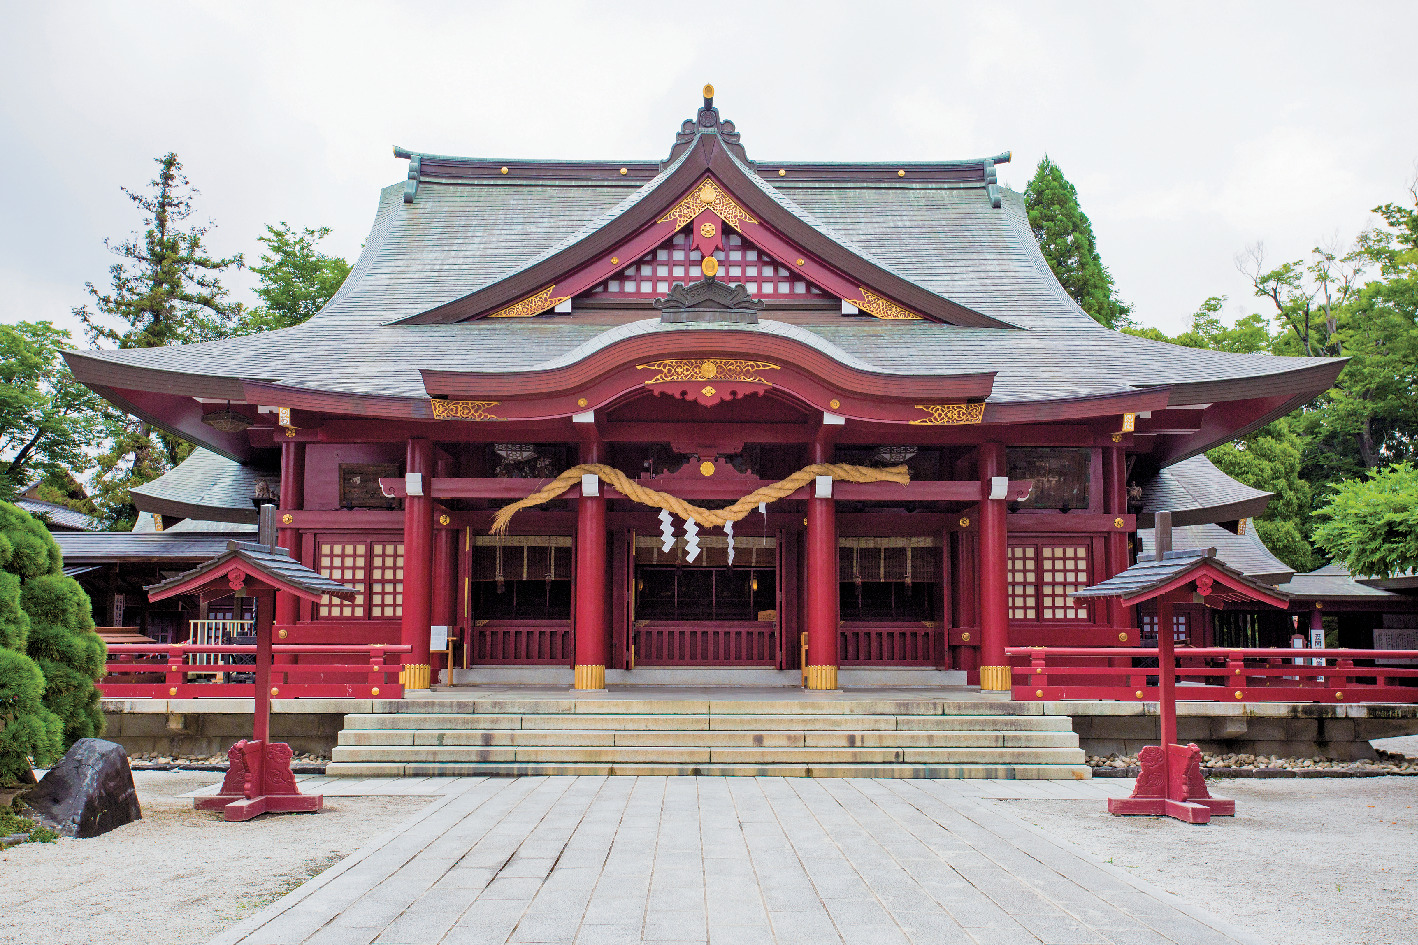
99, 643, 411, 699
839, 623, 942, 666
1007, 646, 1418, 703
469, 620, 572, 664
634, 621, 777, 665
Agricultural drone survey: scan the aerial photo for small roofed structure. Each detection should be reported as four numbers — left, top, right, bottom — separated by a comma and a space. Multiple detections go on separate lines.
148, 512, 357, 821
1072, 545, 1290, 824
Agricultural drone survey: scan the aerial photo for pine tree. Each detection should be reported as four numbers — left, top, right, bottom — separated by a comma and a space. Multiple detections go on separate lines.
1025, 156, 1132, 329
72, 153, 243, 527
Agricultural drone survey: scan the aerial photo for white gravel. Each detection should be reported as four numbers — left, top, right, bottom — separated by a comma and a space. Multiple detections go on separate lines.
1000, 776, 1418, 945
0, 771, 432, 945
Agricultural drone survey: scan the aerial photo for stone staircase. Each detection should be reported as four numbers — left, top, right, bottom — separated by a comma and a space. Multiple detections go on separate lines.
327, 697, 1090, 779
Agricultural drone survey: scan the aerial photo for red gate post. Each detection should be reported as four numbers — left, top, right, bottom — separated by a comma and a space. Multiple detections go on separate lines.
574, 441, 608, 690
977, 443, 1010, 690
146, 508, 358, 822
804, 439, 839, 689
401, 438, 434, 690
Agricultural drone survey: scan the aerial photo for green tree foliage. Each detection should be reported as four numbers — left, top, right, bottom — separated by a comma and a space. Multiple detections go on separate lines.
1025, 156, 1132, 329
71, 153, 242, 527
1206, 419, 1317, 572
0, 322, 105, 505
237, 223, 352, 333
1312, 463, 1418, 578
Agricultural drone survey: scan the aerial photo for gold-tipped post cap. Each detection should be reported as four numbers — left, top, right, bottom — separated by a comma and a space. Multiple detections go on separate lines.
703, 83, 715, 106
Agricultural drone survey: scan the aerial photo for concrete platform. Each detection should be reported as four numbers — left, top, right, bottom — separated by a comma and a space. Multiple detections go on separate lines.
449, 667, 969, 687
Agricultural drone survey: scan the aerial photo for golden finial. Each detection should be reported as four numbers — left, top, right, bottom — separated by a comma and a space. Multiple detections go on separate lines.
703, 83, 715, 100
701, 256, 720, 278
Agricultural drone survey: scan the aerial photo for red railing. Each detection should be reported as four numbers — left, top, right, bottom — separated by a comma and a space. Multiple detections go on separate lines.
840, 623, 943, 666
635, 621, 777, 665
469, 621, 572, 664
100, 643, 411, 699
1007, 646, 1418, 703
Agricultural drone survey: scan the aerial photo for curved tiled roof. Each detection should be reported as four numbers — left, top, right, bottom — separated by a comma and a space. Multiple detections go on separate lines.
129, 448, 273, 524
1137, 521, 1293, 585
1137, 455, 1273, 527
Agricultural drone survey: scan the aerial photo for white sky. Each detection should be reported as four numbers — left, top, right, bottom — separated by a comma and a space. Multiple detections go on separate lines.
3, 1, 1415, 341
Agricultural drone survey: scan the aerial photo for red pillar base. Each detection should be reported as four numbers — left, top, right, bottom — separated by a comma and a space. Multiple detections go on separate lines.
194, 739, 323, 822
1107, 743, 1234, 824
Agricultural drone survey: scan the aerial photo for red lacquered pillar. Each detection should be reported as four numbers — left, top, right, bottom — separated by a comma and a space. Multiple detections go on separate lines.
431, 521, 457, 685
574, 442, 608, 690
804, 440, 839, 690
275, 440, 305, 626
978, 443, 1011, 691
1157, 592, 1178, 750
400, 438, 434, 690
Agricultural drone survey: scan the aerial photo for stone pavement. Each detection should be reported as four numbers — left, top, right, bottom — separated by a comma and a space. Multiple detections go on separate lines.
209, 776, 1265, 945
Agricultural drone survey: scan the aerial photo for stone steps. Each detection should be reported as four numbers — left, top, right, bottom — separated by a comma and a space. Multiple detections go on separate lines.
326, 698, 1090, 779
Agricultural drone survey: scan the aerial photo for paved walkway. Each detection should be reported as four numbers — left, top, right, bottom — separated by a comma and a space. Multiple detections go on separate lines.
209, 777, 1262, 945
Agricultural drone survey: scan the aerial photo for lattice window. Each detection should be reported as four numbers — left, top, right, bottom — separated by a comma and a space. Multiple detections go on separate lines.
318, 543, 366, 618
1141, 613, 1189, 645
1041, 545, 1089, 619
1007, 541, 1091, 622
317, 539, 403, 619
585, 232, 825, 299
369, 543, 404, 618
1007, 546, 1037, 620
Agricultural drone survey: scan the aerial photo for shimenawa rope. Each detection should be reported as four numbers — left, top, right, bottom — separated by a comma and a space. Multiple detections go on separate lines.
490, 462, 909, 534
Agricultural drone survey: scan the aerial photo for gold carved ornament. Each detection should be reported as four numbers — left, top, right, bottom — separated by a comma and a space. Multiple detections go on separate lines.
491, 462, 909, 534
658, 178, 758, 230
488, 285, 570, 319
910, 402, 986, 425
430, 400, 500, 421
855, 287, 923, 321
637, 358, 779, 384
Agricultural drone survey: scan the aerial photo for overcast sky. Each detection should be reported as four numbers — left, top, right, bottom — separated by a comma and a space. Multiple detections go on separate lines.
3, 1, 1415, 342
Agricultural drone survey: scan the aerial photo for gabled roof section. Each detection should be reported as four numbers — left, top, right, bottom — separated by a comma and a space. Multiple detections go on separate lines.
1137, 521, 1294, 585
395, 91, 1014, 329
1072, 548, 1291, 608
1137, 455, 1273, 527
146, 540, 357, 604
130, 448, 274, 525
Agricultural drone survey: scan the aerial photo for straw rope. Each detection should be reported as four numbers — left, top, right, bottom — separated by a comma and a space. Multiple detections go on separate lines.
490, 462, 909, 534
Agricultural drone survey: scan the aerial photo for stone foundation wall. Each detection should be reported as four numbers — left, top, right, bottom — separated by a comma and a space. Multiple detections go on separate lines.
1056, 702, 1418, 761
101, 700, 352, 757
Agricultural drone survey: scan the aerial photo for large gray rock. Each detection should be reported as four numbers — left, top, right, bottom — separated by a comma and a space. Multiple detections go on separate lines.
26, 738, 142, 838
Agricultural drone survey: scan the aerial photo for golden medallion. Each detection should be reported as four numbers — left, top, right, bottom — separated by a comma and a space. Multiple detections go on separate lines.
701, 256, 719, 277
700, 461, 715, 477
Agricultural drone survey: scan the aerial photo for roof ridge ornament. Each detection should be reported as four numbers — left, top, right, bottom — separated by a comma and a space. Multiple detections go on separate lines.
654, 271, 764, 325
666, 84, 749, 166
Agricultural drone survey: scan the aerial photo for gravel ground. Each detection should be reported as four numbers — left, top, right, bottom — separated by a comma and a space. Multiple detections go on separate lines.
1000, 777, 1418, 945
0, 771, 432, 945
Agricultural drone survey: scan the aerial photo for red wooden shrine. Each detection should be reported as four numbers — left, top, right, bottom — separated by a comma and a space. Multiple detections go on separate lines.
68, 87, 1347, 695
146, 515, 359, 820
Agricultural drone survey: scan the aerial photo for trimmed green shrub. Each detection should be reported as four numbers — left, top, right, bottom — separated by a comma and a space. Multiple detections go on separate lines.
0, 502, 107, 783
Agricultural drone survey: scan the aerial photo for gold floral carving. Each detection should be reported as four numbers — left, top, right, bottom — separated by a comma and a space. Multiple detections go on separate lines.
910, 402, 986, 425
637, 358, 779, 385
430, 400, 500, 421
488, 285, 570, 319
658, 178, 758, 230
855, 287, 922, 321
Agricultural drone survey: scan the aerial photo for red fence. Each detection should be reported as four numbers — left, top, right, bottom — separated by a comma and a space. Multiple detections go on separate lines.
469, 621, 573, 664
840, 623, 942, 666
100, 644, 411, 699
1007, 646, 1418, 703
635, 621, 777, 665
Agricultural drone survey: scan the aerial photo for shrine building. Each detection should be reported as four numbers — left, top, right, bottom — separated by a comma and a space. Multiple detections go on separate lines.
63, 88, 1345, 694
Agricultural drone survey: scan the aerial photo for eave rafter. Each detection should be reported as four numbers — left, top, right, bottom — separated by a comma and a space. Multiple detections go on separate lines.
399, 132, 1011, 328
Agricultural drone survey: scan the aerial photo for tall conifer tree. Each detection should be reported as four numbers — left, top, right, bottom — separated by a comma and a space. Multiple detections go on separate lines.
1025, 156, 1132, 329
72, 153, 244, 527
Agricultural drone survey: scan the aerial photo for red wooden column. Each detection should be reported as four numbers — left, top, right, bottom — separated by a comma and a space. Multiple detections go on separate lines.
574, 441, 608, 690
275, 441, 305, 627
430, 453, 458, 684
400, 438, 434, 690
1102, 443, 1132, 638
977, 443, 1010, 690
804, 439, 839, 690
